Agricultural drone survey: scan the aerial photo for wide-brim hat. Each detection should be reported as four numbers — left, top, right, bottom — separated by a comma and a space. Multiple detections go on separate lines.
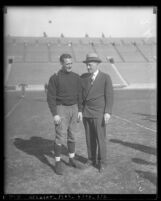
83, 53, 102, 63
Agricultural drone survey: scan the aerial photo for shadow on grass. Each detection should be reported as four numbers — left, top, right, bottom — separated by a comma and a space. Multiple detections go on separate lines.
132, 158, 156, 166
13, 136, 55, 171
109, 139, 156, 155
13, 136, 87, 173
133, 112, 156, 123
135, 170, 157, 186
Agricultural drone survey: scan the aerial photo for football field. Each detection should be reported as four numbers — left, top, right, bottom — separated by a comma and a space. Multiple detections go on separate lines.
4, 89, 157, 194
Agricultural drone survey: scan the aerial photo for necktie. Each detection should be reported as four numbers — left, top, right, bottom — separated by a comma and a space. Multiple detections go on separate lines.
90, 74, 94, 85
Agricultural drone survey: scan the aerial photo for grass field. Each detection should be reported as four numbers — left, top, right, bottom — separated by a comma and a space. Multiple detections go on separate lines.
4, 89, 157, 194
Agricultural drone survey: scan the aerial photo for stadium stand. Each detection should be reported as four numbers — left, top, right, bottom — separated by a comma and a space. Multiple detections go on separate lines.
101, 38, 111, 44
50, 44, 74, 62
80, 37, 102, 45
114, 44, 147, 62
5, 42, 25, 62
80, 37, 91, 44
115, 62, 156, 84
13, 36, 38, 44
152, 37, 156, 44
37, 37, 59, 44
89, 38, 102, 44
72, 44, 94, 62
94, 44, 123, 62
25, 43, 49, 62
110, 38, 123, 45
143, 37, 156, 45
73, 63, 128, 87
59, 37, 81, 44
99, 63, 127, 86
101, 38, 123, 45
136, 44, 156, 62
7, 62, 126, 87
4, 36, 156, 89
122, 38, 145, 45
5, 36, 14, 43
7, 63, 58, 85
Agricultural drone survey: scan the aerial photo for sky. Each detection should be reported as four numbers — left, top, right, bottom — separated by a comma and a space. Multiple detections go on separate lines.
4, 6, 157, 38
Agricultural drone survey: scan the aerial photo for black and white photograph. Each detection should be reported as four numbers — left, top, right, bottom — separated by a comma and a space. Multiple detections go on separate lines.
3, 6, 157, 197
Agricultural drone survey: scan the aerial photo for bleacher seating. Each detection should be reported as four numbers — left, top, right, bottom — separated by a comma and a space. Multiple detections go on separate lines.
94, 44, 123, 62
101, 38, 123, 45
5, 36, 14, 43
13, 37, 38, 44
5, 42, 25, 62
72, 44, 94, 62
7, 63, 89, 85
80, 37, 102, 45
115, 63, 156, 84
37, 37, 59, 44
89, 38, 102, 44
59, 37, 81, 44
136, 44, 156, 62
122, 38, 144, 45
114, 44, 146, 62
50, 44, 74, 62
110, 38, 123, 45
80, 38, 92, 44
101, 38, 111, 44
99, 63, 126, 86
7, 62, 127, 86
143, 37, 156, 45
25, 43, 49, 62
4, 36, 156, 88
7, 63, 58, 85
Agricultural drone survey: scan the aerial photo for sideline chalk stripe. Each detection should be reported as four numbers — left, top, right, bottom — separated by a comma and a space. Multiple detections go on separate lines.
113, 114, 156, 133
5, 98, 23, 119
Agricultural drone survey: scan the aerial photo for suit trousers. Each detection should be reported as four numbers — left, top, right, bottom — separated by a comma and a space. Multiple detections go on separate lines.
83, 117, 107, 165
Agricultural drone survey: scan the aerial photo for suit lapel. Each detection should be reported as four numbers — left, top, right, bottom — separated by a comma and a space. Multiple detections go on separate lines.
84, 75, 93, 98
91, 70, 102, 87
85, 71, 102, 100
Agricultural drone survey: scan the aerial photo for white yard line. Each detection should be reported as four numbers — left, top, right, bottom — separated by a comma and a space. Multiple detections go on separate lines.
113, 114, 156, 133
5, 98, 23, 119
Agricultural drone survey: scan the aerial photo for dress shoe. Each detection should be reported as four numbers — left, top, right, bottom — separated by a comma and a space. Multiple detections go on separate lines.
85, 159, 97, 167
85, 160, 93, 166
99, 163, 107, 173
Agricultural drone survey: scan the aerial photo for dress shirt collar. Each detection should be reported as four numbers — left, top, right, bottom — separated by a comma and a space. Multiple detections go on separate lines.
92, 69, 99, 81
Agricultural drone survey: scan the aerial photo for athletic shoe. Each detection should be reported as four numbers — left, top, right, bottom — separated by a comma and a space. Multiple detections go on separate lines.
55, 161, 63, 175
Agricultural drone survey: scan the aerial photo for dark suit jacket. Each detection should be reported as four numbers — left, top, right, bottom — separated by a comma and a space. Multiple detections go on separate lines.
81, 71, 113, 118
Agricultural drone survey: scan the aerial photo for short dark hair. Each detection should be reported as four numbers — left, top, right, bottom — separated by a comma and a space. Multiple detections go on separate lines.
60, 53, 72, 63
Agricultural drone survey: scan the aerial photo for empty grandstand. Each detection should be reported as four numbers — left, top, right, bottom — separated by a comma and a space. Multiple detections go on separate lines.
4, 36, 156, 90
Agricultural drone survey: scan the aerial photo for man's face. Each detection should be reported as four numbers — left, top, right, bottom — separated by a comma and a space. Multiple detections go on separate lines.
61, 58, 72, 72
86, 62, 99, 74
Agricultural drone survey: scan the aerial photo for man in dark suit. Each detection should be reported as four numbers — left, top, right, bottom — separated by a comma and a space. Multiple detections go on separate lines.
81, 53, 113, 173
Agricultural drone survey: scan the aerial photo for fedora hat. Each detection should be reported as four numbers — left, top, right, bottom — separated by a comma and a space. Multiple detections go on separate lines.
83, 53, 102, 63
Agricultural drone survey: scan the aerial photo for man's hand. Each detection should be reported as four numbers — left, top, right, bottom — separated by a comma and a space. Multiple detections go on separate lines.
104, 113, 111, 124
54, 115, 61, 125
77, 112, 83, 122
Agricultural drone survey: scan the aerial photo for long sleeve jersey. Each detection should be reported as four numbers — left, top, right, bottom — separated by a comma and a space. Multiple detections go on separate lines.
47, 69, 82, 116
